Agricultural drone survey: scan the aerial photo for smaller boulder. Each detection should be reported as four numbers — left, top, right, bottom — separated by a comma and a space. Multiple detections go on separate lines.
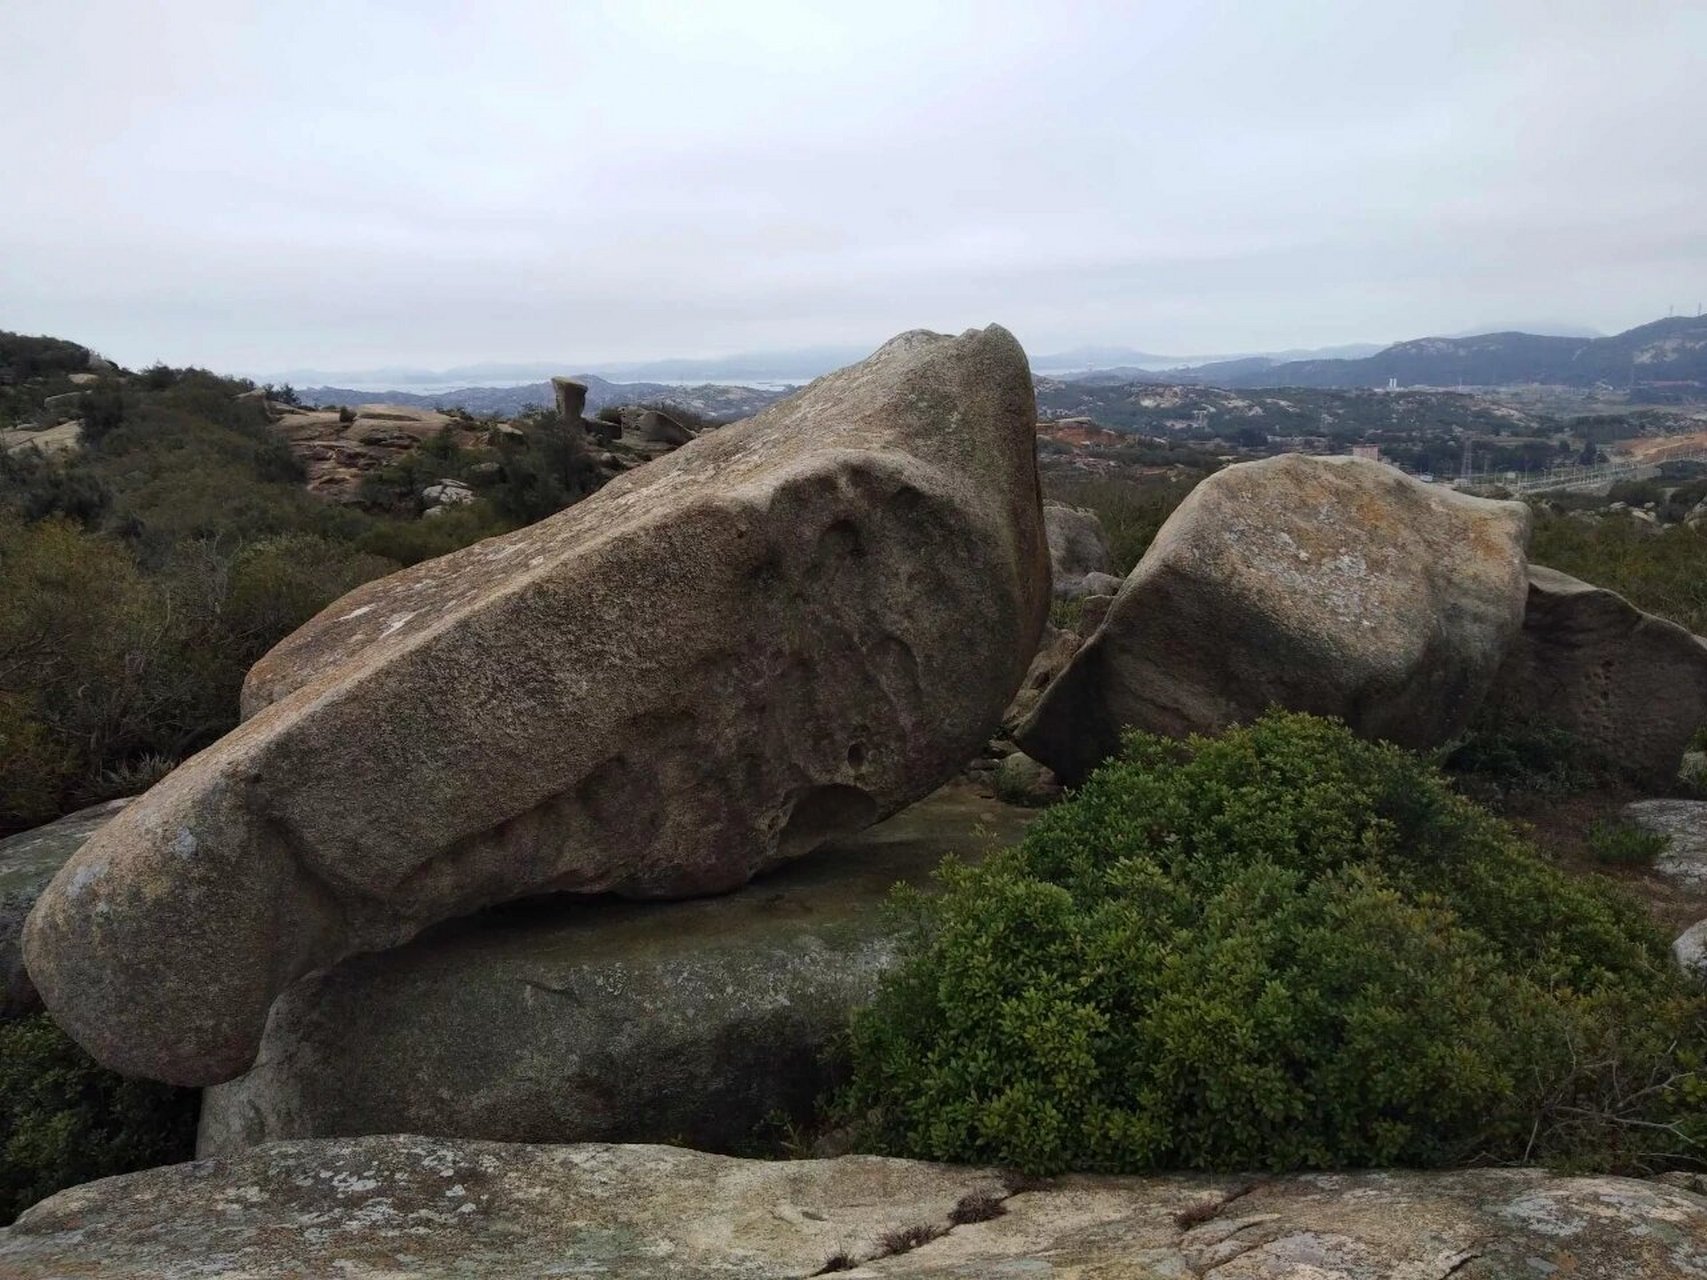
1484, 567, 1707, 787
420, 479, 475, 508
1624, 799, 1707, 887
1080, 570, 1123, 597
1043, 501, 1114, 597
1020, 456, 1531, 783
1675, 918, 1707, 978
623, 407, 695, 446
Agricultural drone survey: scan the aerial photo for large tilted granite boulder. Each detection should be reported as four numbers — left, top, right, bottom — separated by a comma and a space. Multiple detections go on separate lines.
24, 326, 1050, 1086
6, 1137, 1706, 1279
0, 798, 131, 1019
1019, 455, 1532, 783
197, 789, 1035, 1157
1042, 499, 1114, 597
1483, 565, 1707, 787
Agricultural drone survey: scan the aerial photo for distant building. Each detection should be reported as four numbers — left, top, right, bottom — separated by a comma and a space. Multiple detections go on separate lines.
1351, 445, 1382, 462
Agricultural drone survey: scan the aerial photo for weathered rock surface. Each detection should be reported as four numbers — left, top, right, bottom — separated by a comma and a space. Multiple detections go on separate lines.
0, 798, 131, 1019
1626, 799, 1707, 888
1019, 454, 1532, 783
6, 1137, 1705, 1279
1079, 569, 1122, 597
551, 375, 588, 421
1043, 499, 1114, 597
1001, 622, 1081, 734
1675, 918, 1707, 977
273, 402, 490, 503
197, 788, 1034, 1157
25, 326, 1050, 1086
1484, 565, 1707, 786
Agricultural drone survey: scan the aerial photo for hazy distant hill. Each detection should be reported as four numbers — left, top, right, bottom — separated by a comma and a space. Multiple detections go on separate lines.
1181, 317, 1707, 392
1038, 341, 1386, 375
297, 375, 788, 420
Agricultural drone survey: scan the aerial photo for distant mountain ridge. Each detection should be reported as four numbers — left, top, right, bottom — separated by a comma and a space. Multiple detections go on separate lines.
1170, 317, 1707, 392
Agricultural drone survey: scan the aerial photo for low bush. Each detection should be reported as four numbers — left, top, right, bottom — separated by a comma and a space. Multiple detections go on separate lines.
840, 711, 1704, 1176
1440, 719, 1601, 800
1587, 819, 1669, 868
0, 1015, 198, 1224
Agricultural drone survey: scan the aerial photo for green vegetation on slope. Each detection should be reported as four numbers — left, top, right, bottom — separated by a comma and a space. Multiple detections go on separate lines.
0, 360, 601, 834
1529, 511, 1707, 635
840, 712, 1706, 1176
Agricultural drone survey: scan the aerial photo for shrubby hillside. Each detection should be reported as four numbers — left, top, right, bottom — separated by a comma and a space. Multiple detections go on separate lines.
0, 341, 602, 834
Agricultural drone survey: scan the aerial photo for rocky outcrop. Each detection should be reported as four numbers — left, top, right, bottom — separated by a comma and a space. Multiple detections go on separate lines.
273, 403, 491, 503
1625, 799, 1707, 888
25, 326, 1050, 1086
0, 798, 131, 1019
1001, 623, 1081, 734
197, 789, 1034, 1157
6, 1137, 1705, 1279
1483, 566, 1707, 787
551, 376, 588, 421
1042, 500, 1114, 597
1019, 455, 1532, 783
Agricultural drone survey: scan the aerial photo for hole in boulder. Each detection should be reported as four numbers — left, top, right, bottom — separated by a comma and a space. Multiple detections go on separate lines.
777, 783, 878, 861
847, 741, 867, 768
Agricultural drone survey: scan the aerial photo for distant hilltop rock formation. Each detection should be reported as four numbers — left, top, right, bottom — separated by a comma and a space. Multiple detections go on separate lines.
23, 325, 1050, 1086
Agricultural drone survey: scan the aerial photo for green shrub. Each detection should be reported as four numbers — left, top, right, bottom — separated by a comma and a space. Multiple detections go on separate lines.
0, 1015, 198, 1224
1587, 819, 1669, 867
1440, 719, 1599, 798
840, 711, 1699, 1176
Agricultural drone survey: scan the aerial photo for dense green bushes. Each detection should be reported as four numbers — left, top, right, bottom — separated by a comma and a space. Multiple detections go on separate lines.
0, 356, 639, 831
0, 1015, 197, 1224
841, 712, 1703, 1175
0, 516, 395, 830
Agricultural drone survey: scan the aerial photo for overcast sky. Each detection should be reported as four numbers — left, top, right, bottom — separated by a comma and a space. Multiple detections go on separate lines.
3, 0, 1704, 374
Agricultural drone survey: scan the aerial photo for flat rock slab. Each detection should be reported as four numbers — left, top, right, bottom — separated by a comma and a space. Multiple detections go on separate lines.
198, 787, 1035, 1157
0, 798, 131, 1018
1627, 799, 1707, 887
6, 1137, 1706, 1279
25, 325, 1049, 1086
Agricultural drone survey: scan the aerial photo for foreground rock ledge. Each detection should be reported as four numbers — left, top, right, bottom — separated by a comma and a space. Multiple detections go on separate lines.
1020, 454, 1532, 783
24, 326, 1050, 1086
6, 1137, 1706, 1279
